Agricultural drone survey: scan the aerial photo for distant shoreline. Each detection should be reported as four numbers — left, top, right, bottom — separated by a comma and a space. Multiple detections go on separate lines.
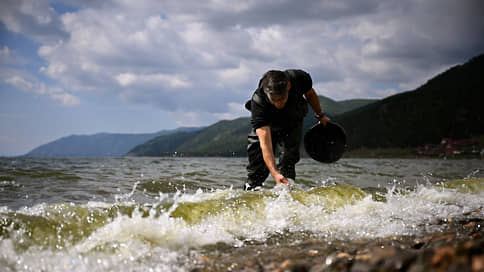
4, 151, 483, 159
342, 147, 483, 159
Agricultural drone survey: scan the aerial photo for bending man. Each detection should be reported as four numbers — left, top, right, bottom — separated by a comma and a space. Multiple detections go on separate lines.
245, 70, 330, 190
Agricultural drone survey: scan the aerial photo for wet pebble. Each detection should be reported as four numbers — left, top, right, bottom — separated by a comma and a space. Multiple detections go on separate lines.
192, 218, 484, 272
472, 254, 484, 272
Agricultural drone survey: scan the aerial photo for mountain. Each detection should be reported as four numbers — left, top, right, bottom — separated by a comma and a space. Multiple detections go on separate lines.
25, 127, 202, 157
127, 97, 376, 156
126, 118, 250, 156
130, 53, 484, 157
334, 53, 484, 149
34, 52, 482, 158
126, 130, 204, 156
302, 97, 376, 133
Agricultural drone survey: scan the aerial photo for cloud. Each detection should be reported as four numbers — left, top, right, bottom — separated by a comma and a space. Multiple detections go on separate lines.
0, 0, 69, 44
3, 74, 80, 106
0, 46, 10, 59
115, 73, 191, 89
214, 102, 249, 121
345, 0, 484, 88
1, 0, 483, 125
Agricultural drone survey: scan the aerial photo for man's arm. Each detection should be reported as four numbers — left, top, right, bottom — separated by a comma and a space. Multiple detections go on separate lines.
255, 126, 289, 186
304, 88, 330, 126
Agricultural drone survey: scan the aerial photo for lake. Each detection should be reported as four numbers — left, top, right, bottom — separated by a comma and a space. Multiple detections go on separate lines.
1, 157, 483, 271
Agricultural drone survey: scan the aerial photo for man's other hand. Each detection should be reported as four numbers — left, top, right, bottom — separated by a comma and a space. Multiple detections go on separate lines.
319, 116, 331, 126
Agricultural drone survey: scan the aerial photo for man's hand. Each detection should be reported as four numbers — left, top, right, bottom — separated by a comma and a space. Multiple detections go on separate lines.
273, 172, 290, 186
304, 88, 330, 126
319, 116, 331, 126
256, 126, 291, 188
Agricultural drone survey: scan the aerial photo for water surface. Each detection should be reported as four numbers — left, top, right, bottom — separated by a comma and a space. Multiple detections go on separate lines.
1, 157, 483, 271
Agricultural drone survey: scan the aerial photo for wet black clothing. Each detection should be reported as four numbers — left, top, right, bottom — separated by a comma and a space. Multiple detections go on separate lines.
245, 69, 312, 190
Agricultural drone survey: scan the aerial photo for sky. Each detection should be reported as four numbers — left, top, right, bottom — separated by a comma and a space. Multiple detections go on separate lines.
1, 0, 483, 156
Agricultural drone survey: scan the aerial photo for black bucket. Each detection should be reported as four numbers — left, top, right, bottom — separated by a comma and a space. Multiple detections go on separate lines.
304, 122, 347, 163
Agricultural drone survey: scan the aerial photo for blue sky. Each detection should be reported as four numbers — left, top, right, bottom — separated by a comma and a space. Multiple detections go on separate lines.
1, 0, 483, 156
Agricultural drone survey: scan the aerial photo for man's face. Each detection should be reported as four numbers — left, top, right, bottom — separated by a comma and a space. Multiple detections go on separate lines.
267, 82, 290, 109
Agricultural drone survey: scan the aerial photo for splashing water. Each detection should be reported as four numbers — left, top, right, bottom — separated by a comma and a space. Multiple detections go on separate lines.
0, 157, 483, 271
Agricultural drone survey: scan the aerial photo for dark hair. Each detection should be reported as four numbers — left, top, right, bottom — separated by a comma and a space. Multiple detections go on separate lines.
261, 70, 289, 95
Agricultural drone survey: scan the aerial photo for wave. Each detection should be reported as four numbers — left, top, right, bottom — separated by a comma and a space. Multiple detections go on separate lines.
1, 178, 483, 271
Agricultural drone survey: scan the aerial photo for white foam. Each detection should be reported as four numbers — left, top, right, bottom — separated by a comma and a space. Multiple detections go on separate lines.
2, 183, 483, 272
0, 238, 187, 272
75, 209, 237, 254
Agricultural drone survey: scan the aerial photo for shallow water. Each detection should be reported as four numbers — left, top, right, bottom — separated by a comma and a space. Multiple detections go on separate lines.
0, 157, 483, 271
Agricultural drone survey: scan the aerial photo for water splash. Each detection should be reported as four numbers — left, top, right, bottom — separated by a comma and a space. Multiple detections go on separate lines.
1, 178, 483, 271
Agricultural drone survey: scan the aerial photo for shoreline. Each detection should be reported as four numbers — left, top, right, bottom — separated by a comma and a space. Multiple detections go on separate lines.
191, 211, 484, 272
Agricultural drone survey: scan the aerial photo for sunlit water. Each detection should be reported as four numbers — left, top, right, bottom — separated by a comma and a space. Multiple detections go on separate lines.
1, 157, 483, 271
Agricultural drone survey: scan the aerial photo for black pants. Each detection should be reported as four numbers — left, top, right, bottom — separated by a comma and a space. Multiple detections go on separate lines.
245, 122, 303, 190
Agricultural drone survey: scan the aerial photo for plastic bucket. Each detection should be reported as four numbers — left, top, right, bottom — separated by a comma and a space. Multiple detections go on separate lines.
304, 122, 347, 163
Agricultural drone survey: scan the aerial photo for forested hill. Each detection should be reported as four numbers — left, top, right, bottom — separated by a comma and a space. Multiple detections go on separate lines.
25, 127, 202, 157
334, 53, 484, 149
127, 97, 376, 156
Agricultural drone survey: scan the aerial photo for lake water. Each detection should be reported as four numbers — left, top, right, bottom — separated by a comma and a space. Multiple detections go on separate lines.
1, 157, 483, 271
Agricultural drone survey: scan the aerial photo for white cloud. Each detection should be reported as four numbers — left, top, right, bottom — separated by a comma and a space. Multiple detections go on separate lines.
5, 76, 34, 91
216, 62, 252, 86
0, 46, 10, 59
0, 0, 68, 43
1, 0, 483, 125
115, 73, 137, 87
214, 102, 249, 120
3, 75, 80, 106
314, 78, 370, 101
173, 111, 209, 128
49, 89, 81, 106
115, 73, 191, 89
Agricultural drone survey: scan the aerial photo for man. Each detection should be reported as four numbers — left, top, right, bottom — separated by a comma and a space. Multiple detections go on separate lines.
245, 69, 330, 190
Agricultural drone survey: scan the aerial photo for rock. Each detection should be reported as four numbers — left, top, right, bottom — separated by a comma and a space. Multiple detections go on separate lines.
426, 232, 457, 248
307, 250, 319, 257
263, 262, 279, 271
189, 219, 484, 272
280, 260, 293, 270
431, 246, 456, 270
472, 254, 484, 272
197, 256, 211, 262
277, 260, 309, 272
308, 264, 325, 272
350, 262, 373, 272
355, 246, 398, 265
407, 263, 426, 272
243, 259, 263, 272
411, 241, 425, 249
354, 252, 372, 262
418, 248, 435, 265
471, 233, 482, 240
288, 264, 309, 272
337, 252, 351, 259
464, 239, 484, 256
382, 249, 418, 271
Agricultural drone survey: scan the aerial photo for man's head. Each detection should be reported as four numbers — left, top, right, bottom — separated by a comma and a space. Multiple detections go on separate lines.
261, 70, 291, 109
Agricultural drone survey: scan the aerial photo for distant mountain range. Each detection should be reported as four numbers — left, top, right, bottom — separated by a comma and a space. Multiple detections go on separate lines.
127, 97, 376, 157
26, 53, 483, 158
25, 127, 202, 157
127, 53, 484, 156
